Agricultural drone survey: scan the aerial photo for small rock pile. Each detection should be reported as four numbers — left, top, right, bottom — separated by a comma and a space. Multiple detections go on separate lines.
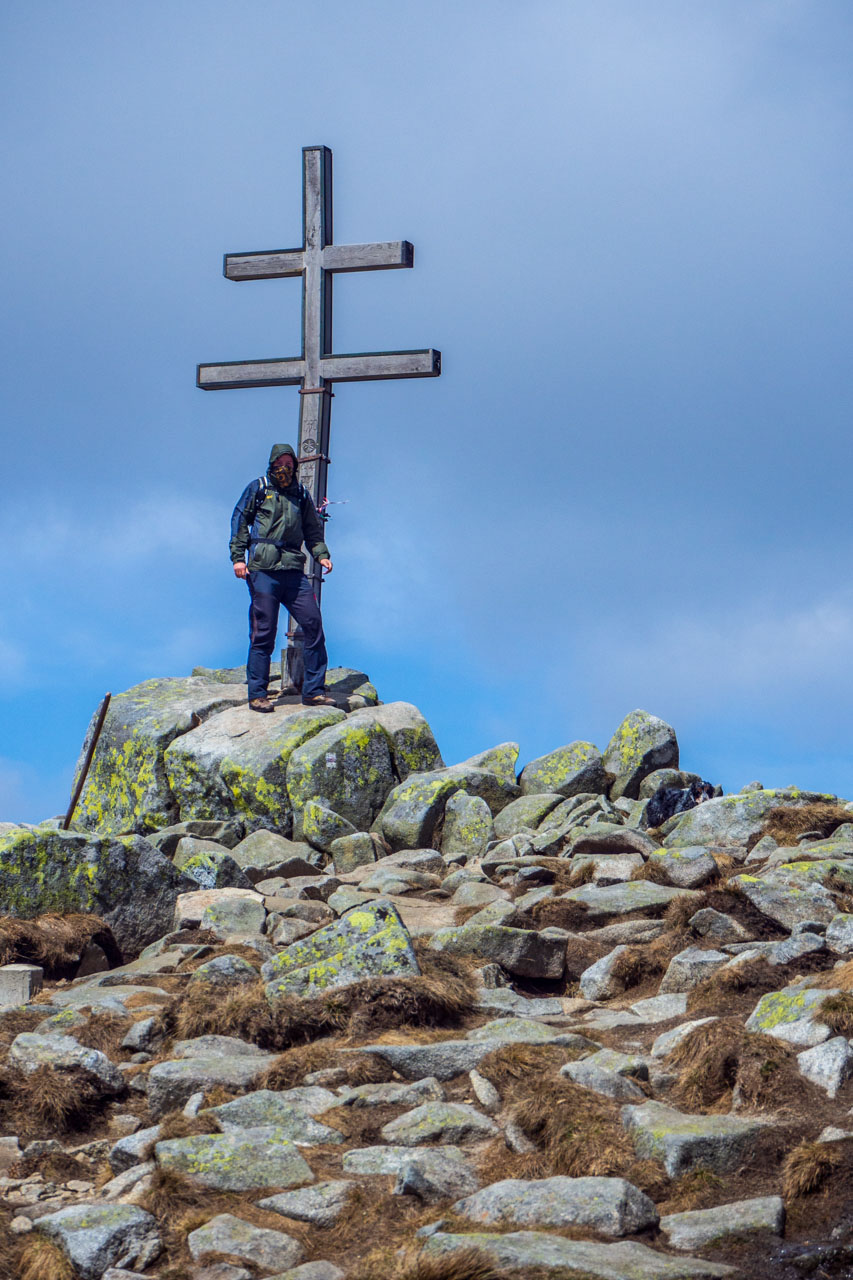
1, 671, 853, 1279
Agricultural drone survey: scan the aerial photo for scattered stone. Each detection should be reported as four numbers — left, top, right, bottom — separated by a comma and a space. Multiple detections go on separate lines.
343, 1145, 478, 1199
647, 848, 719, 889
329, 832, 377, 873
204, 1090, 343, 1144
468, 1069, 501, 1113
688, 908, 753, 945
579, 946, 633, 1001
664, 789, 832, 850
380, 1101, 499, 1145
651, 1018, 718, 1059
658, 947, 728, 994
621, 1100, 766, 1176
441, 792, 494, 860
452, 1175, 659, 1237
423, 1230, 734, 1278
563, 881, 699, 916
8, 1033, 125, 1096
155, 1127, 314, 1190
187, 1213, 304, 1271
629, 993, 689, 1022
796, 1037, 853, 1098
37, 1204, 161, 1280
336, 1077, 444, 1108
571, 827, 659, 858
493, 794, 565, 838
429, 922, 567, 978
827, 914, 853, 954
270, 1265, 345, 1280
562, 1049, 649, 1102
147, 1049, 275, 1117
257, 1181, 354, 1227
190, 954, 259, 986
660, 1197, 785, 1250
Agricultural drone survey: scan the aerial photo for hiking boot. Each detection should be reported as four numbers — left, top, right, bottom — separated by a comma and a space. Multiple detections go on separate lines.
249, 697, 275, 713
301, 692, 337, 707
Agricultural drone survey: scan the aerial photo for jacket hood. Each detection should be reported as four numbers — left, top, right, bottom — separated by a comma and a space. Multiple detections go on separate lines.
268, 443, 297, 469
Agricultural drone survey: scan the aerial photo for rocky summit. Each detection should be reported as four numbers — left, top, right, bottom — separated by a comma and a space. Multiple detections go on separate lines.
1, 667, 853, 1280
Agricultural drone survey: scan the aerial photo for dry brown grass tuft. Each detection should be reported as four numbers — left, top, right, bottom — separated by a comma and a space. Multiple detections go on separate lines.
17, 1235, 76, 1280
372, 1248, 503, 1280
759, 802, 852, 848
660, 1166, 726, 1214
630, 859, 672, 885
0, 912, 121, 975
609, 944, 666, 991
566, 860, 597, 887
178, 942, 264, 973
510, 1075, 663, 1190
0, 1065, 106, 1141
258, 1039, 344, 1089
476, 1042, 574, 1089
783, 1140, 843, 1198
665, 893, 706, 931
158, 944, 477, 1053
686, 957, 779, 1015
815, 992, 853, 1036
140, 1108, 218, 1159
75, 1012, 131, 1057
814, 960, 853, 991
665, 1016, 797, 1111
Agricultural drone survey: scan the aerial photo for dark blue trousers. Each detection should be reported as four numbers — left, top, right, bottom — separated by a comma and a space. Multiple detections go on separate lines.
246, 570, 328, 699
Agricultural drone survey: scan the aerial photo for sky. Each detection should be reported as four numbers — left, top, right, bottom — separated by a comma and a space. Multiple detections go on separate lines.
2, 0, 853, 820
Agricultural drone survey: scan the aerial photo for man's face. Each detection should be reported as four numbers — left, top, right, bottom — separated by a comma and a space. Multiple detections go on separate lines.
271, 455, 295, 485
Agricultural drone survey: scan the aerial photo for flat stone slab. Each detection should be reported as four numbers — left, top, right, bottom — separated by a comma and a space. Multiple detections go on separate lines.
187, 1212, 303, 1271
8, 1033, 125, 1095
335, 1077, 444, 1108
155, 1126, 314, 1190
660, 1196, 785, 1250
621, 1101, 766, 1177
204, 1090, 343, 1144
350, 1038, 514, 1081
629, 994, 689, 1023
342, 1144, 479, 1199
452, 1175, 658, 1237
562, 882, 700, 916
563, 1050, 648, 1102
380, 1101, 499, 1145
342, 1143, 470, 1176
257, 1181, 354, 1227
36, 1205, 161, 1280
423, 1230, 736, 1278
147, 1051, 276, 1117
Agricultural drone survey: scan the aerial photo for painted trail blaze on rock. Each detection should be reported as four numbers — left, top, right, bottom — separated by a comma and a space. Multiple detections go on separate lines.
262, 899, 420, 998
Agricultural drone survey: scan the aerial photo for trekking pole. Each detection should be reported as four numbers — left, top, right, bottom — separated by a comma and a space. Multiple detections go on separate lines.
63, 693, 111, 830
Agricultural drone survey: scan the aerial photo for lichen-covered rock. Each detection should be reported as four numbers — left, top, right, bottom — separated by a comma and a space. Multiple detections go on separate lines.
826, 913, 853, 953
37, 1205, 161, 1280
452, 1175, 658, 1237
646, 848, 718, 889
744, 983, 838, 1047
200, 894, 267, 939
493, 794, 565, 839
187, 1212, 304, 1270
205, 1089, 343, 1144
262, 900, 419, 998
579, 946, 633, 1001
603, 711, 679, 801
74, 677, 247, 834
658, 947, 728, 994
423, 1231, 735, 1278
0, 828, 193, 954
441, 792, 493, 860
373, 771, 465, 850
621, 1100, 765, 1177
729, 866, 840, 931
8, 1033, 125, 1095
356, 702, 444, 778
155, 1126, 314, 1190
562, 881, 699, 917
173, 841, 254, 890
329, 832, 378, 873
664, 789, 834, 849
458, 742, 520, 786
287, 715, 396, 837
257, 1181, 355, 1227
165, 703, 344, 831
190, 954, 259, 987
302, 800, 357, 852
520, 742, 607, 798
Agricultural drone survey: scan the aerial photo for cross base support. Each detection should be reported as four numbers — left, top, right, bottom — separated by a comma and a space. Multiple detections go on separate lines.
280, 633, 305, 696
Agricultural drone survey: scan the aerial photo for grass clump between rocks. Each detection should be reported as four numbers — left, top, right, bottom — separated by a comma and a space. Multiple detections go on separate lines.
0, 912, 121, 975
665, 1016, 798, 1111
0, 1064, 108, 1141
782, 1140, 843, 1198
815, 992, 853, 1036
757, 802, 852, 848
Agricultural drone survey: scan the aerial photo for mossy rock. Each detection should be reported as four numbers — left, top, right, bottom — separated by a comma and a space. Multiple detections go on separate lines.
441, 792, 493, 860
75, 677, 247, 835
0, 827, 193, 954
155, 1126, 313, 1191
520, 741, 607, 798
663, 788, 836, 849
302, 800, 358, 852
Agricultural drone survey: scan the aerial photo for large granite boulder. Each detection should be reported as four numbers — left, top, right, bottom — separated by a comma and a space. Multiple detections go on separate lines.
375, 763, 519, 851
74, 676, 246, 834
287, 715, 396, 837
0, 827, 193, 954
664, 788, 835, 849
165, 703, 344, 831
603, 711, 679, 801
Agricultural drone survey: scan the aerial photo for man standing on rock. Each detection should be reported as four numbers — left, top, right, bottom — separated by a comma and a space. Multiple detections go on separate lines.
230, 443, 337, 712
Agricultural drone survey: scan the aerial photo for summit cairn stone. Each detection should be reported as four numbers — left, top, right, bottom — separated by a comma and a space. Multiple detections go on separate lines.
603, 710, 679, 800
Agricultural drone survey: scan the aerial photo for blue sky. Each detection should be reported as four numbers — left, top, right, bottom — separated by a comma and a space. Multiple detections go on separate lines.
3, 0, 853, 820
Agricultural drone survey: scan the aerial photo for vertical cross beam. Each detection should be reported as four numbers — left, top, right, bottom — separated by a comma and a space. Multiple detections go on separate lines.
197, 144, 440, 689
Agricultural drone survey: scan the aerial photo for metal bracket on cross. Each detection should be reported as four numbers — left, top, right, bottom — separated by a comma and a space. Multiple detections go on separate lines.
197, 144, 441, 692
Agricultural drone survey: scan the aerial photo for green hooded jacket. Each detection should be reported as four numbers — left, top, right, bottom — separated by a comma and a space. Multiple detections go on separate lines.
229, 443, 330, 572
